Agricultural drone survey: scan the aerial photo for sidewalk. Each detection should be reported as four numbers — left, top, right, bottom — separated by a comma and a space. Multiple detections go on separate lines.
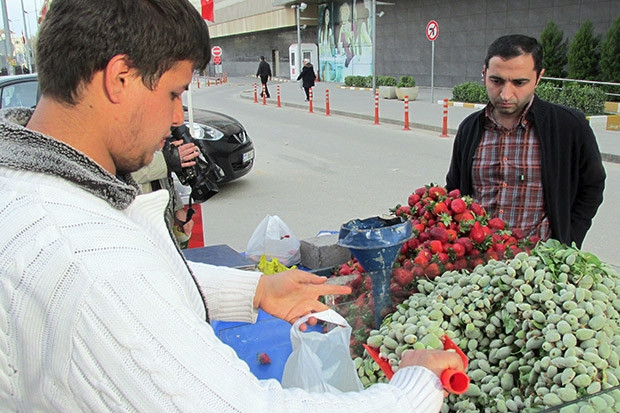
232, 76, 620, 164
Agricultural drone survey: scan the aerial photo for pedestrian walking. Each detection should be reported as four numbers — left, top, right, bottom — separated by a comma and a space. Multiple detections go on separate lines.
256, 56, 272, 98
297, 58, 317, 101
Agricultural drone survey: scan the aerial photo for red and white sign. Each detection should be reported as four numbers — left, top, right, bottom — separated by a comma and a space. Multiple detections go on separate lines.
211, 46, 222, 57
426, 20, 439, 41
213, 56, 222, 65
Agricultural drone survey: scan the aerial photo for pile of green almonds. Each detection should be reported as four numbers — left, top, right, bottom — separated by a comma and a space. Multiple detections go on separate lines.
355, 239, 620, 412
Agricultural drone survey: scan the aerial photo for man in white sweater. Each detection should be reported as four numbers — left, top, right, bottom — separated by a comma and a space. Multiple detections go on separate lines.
0, 0, 463, 411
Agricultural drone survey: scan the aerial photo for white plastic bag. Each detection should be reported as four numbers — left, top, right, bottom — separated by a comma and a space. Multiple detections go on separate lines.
281, 309, 363, 393
246, 215, 301, 267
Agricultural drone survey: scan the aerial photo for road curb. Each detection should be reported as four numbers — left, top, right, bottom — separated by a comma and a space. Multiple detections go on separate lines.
238, 90, 618, 164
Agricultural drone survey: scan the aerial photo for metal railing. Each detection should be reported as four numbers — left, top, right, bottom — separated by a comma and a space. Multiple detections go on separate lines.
541, 76, 620, 99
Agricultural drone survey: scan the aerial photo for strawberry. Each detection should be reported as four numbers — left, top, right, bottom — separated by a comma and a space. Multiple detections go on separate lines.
429, 240, 443, 254
350, 273, 364, 289
428, 186, 446, 200
414, 249, 431, 266
470, 202, 485, 217
408, 193, 421, 207
257, 352, 271, 365
488, 217, 505, 230
392, 267, 414, 287
450, 198, 467, 214
447, 188, 461, 198
402, 259, 414, 270
424, 262, 441, 279
455, 237, 474, 253
451, 242, 466, 257
469, 221, 486, 244
396, 205, 411, 217
339, 263, 351, 276
429, 226, 448, 243
432, 201, 449, 215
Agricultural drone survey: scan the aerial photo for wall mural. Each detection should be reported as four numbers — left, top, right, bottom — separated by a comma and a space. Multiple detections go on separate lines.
318, 0, 373, 83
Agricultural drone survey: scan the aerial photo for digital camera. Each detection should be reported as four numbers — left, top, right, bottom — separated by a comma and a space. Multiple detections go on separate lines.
162, 123, 223, 203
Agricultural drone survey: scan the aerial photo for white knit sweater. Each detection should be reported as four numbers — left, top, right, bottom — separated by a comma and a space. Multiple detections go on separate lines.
0, 108, 444, 412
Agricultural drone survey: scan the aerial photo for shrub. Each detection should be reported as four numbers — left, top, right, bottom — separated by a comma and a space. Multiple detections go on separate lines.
559, 84, 606, 115
377, 76, 397, 87
540, 20, 568, 78
397, 76, 416, 88
344, 75, 373, 88
451, 81, 489, 104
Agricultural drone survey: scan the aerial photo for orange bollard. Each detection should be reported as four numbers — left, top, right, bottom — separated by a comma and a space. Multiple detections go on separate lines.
325, 89, 330, 116
309, 88, 314, 113
277, 85, 281, 107
262, 84, 267, 105
441, 98, 450, 137
403, 96, 410, 130
374, 91, 379, 125
207, 77, 211, 87
253, 83, 258, 103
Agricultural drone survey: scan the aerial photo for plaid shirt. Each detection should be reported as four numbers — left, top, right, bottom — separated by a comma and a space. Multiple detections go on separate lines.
472, 100, 550, 240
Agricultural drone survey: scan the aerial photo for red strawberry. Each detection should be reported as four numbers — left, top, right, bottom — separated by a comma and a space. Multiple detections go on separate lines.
450, 198, 467, 214
408, 193, 421, 207
402, 259, 414, 270
392, 267, 414, 287
432, 201, 449, 215
470, 202, 485, 216
414, 186, 428, 197
424, 263, 441, 279
469, 221, 486, 243
350, 273, 364, 289
447, 188, 461, 198
429, 240, 443, 254
428, 186, 446, 200
429, 226, 448, 243
257, 352, 271, 365
414, 249, 431, 266
455, 237, 474, 253
396, 205, 411, 217
451, 242, 466, 257
488, 217, 505, 230
339, 263, 352, 276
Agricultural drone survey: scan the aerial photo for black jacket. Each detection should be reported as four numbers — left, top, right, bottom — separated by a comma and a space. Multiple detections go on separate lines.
446, 95, 606, 248
256, 61, 271, 78
297, 64, 316, 88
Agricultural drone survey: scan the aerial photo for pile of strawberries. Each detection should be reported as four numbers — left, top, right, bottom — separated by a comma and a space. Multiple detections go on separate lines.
329, 183, 538, 358
392, 183, 538, 280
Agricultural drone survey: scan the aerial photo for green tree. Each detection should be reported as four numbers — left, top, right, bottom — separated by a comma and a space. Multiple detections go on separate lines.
600, 16, 620, 93
568, 20, 601, 80
540, 21, 568, 78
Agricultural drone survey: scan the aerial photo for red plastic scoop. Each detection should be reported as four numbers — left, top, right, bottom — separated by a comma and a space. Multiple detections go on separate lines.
363, 335, 470, 394
363, 344, 394, 379
440, 335, 470, 394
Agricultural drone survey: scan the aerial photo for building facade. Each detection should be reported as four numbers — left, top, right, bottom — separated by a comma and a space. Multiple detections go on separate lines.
197, 0, 619, 87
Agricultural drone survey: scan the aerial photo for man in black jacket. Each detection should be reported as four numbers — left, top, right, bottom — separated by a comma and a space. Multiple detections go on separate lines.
256, 56, 272, 98
446, 34, 606, 248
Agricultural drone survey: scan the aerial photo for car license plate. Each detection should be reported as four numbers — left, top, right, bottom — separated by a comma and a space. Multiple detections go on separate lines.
242, 149, 255, 162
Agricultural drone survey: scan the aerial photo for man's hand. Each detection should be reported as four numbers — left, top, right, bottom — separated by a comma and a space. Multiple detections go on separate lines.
400, 349, 465, 394
253, 270, 351, 325
174, 209, 194, 236
171, 139, 199, 167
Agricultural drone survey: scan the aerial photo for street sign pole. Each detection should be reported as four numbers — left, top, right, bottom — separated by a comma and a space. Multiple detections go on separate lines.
426, 20, 439, 103
431, 40, 435, 103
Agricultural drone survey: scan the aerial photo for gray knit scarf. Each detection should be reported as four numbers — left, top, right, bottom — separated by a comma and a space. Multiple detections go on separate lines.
0, 107, 139, 210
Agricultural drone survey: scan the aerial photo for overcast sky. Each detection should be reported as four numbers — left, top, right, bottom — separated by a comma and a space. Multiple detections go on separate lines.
3, 0, 41, 38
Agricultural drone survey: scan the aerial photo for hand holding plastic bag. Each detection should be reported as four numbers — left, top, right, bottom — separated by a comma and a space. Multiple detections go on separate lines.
281, 309, 363, 393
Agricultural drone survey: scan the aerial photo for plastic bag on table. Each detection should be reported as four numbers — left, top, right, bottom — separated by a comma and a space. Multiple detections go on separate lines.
281, 309, 363, 393
246, 215, 301, 267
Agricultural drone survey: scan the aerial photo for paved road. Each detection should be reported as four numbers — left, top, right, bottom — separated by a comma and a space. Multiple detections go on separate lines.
186, 76, 620, 269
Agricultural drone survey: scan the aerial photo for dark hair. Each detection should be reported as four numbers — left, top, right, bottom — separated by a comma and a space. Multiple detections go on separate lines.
484, 34, 544, 77
36, 0, 211, 105
260, 56, 265, 60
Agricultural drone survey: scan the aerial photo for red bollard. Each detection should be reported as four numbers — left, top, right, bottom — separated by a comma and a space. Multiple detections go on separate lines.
253, 83, 258, 103
374, 91, 380, 125
309, 88, 314, 113
325, 89, 330, 116
262, 84, 267, 105
440, 98, 450, 137
403, 96, 410, 130
277, 85, 281, 108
